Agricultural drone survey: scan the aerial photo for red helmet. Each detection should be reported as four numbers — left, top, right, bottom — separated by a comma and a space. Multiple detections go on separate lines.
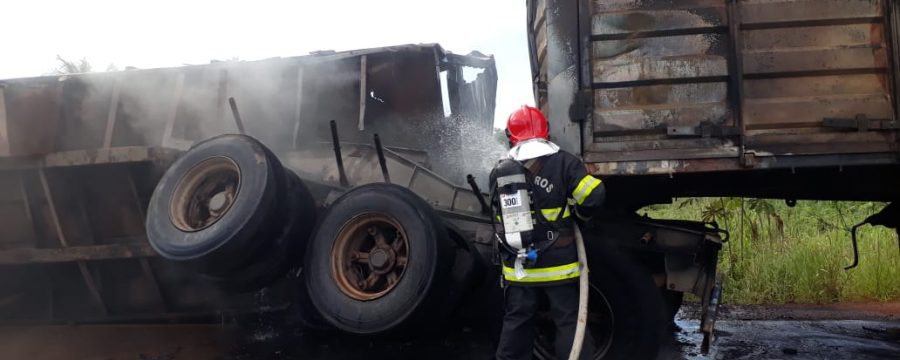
506, 105, 549, 146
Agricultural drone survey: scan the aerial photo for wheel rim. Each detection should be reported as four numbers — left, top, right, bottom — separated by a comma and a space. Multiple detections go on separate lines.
169, 156, 241, 232
533, 283, 615, 359
331, 213, 410, 301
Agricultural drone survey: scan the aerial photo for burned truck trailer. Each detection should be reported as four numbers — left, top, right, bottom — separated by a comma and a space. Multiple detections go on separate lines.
530, 0, 900, 204
0, 44, 507, 357
521, 0, 899, 353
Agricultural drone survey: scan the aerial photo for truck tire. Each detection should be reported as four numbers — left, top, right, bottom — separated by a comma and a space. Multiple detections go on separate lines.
146, 135, 316, 287
205, 170, 317, 291
303, 183, 454, 335
436, 228, 480, 323
534, 241, 667, 360
663, 289, 684, 327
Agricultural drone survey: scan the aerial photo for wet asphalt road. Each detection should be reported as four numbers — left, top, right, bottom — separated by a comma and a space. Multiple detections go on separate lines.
4, 304, 895, 359
659, 303, 900, 360
229, 303, 900, 359
660, 319, 900, 360
229, 306, 900, 360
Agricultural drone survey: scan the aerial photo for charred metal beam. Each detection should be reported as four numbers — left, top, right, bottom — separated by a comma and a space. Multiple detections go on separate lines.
444, 53, 494, 69
127, 171, 170, 313
216, 69, 229, 131
330, 120, 349, 187
0, 303, 289, 326
227, 97, 246, 135
0, 243, 157, 265
846, 222, 865, 270
888, 0, 900, 129
102, 77, 122, 149
161, 73, 185, 148
591, 27, 728, 41
292, 65, 305, 150
373, 134, 390, 184
358, 55, 367, 131
16, 170, 54, 320
0, 147, 180, 171
846, 203, 900, 270
38, 169, 109, 315
727, 0, 750, 167
466, 174, 490, 215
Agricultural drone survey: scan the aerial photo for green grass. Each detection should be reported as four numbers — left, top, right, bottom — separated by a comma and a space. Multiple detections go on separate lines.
643, 199, 900, 304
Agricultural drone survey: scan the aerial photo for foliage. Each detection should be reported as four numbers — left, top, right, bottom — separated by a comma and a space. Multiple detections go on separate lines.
55, 55, 93, 74
643, 199, 900, 304
54, 56, 119, 74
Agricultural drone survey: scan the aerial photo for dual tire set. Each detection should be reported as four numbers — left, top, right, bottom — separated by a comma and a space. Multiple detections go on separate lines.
146, 135, 469, 334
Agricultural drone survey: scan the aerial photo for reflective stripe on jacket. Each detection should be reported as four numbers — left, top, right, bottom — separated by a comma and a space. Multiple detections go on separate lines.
502, 261, 581, 284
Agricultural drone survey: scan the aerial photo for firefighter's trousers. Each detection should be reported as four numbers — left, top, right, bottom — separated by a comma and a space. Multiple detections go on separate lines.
495, 282, 594, 360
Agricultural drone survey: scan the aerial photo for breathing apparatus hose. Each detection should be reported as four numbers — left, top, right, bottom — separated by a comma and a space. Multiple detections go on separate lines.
568, 222, 589, 360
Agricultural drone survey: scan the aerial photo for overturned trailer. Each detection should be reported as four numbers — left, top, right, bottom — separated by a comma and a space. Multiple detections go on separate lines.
0, 44, 508, 357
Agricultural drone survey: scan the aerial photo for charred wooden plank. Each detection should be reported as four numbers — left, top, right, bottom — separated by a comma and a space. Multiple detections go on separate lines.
744, 24, 884, 51
594, 104, 729, 132
589, 136, 737, 152
593, 56, 728, 83
744, 74, 889, 99
596, 82, 727, 107
585, 143, 739, 163
744, 94, 893, 129
592, 6, 727, 38
0, 88, 8, 156
0, 146, 179, 170
593, 0, 725, 12
747, 132, 897, 155
741, 0, 883, 25
592, 34, 729, 83
0, 243, 157, 265
744, 47, 886, 75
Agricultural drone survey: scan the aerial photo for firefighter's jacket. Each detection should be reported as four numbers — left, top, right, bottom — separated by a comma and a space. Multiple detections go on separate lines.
490, 149, 606, 286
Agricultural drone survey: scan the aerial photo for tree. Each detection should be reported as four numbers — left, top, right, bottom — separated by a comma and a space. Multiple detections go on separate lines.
55, 55, 93, 74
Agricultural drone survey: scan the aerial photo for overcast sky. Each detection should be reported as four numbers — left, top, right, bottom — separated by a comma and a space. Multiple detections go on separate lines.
0, 0, 534, 127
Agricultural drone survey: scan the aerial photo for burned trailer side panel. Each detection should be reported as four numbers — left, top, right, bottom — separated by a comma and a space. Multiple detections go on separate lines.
0, 44, 497, 178
0, 158, 276, 325
445, 52, 499, 132
531, 0, 900, 204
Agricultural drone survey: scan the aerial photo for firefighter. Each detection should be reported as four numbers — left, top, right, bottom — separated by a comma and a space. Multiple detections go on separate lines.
491, 105, 606, 360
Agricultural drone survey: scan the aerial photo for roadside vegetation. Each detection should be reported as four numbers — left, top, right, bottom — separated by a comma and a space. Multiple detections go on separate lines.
644, 199, 900, 304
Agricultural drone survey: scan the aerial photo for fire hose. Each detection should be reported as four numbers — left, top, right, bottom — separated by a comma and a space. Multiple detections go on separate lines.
568, 222, 589, 360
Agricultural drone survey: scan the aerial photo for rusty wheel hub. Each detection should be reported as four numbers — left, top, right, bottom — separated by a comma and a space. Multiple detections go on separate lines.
332, 213, 409, 301
169, 156, 241, 232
